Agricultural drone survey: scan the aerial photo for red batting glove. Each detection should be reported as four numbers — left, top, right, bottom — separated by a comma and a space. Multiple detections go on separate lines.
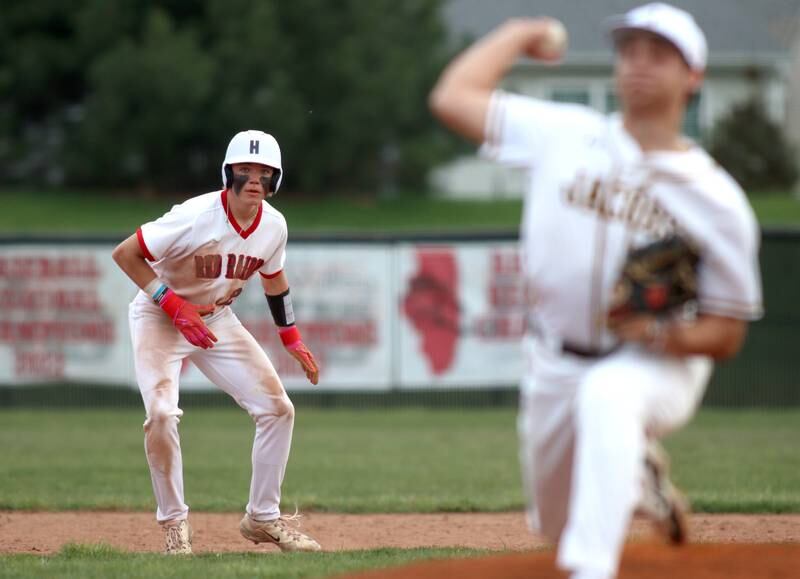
279, 326, 319, 385
159, 289, 218, 349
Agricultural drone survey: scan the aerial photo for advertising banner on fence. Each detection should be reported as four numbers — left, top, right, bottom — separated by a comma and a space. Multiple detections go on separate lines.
1, 241, 527, 391
396, 242, 526, 388
0, 243, 396, 391
0, 245, 138, 385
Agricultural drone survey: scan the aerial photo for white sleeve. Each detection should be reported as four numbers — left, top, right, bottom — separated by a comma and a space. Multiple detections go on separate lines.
696, 189, 763, 320
259, 218, 288, 278
137, 203, 196, 262
479, 90, 602, 168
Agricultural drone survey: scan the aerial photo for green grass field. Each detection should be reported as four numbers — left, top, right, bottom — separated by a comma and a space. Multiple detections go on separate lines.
1, 408, 798, 577
0, 543, 485, 579
0, 190, 525, 235
0, 408, 521, 513
1, 408, 798, 514
1, 190, 799, 234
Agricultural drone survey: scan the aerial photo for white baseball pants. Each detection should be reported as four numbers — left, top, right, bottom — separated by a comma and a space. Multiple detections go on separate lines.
518, 338, 712, 579
129, 301, 293, 525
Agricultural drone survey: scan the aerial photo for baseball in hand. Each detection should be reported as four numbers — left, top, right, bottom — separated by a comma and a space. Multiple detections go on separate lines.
538, 20, 568, 59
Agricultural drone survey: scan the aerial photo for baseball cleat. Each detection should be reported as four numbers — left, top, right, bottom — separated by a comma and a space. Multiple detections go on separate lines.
164, 519, 193, 555
636, 440, 690, 545
239, 513, 321, 552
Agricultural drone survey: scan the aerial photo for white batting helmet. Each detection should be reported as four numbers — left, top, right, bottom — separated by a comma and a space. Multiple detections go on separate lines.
221, 130, 283, 194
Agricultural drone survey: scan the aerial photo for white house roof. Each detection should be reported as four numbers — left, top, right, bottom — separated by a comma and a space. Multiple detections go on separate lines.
444, 0, 800, 66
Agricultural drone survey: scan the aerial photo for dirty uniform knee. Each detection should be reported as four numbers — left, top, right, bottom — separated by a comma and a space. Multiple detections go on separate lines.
274, 396, 295, 420
251, 394, 294, 424
282, 398, 295, 420
144, 396, 182, 429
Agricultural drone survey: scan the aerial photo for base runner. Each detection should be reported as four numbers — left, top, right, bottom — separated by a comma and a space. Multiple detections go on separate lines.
112, 130, 321, 554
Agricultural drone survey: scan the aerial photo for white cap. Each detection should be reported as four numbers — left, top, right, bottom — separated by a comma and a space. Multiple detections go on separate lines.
221, 130, 283, 192
607, 3, 707, 71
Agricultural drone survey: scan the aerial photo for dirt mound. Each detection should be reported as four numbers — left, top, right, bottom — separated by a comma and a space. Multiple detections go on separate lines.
0, 511, 797, 555
340, 543, 800, 579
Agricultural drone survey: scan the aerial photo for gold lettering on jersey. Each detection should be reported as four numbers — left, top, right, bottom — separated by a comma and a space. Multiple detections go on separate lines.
195, 255, 222, 279
242, 256, 263, 280
195, 254, 266, 280
222, 254, 266, 281
225, 254, 237, 279
562, 172, 679, 237
233, 254, 246, 279
215, 287, 243, 307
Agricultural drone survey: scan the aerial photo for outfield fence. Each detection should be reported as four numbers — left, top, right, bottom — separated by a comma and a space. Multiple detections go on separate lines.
0, 230, 797, 408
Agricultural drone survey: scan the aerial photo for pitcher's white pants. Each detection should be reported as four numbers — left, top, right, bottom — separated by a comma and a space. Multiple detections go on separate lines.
129, 302, 293, 525
518, 340, 712, 579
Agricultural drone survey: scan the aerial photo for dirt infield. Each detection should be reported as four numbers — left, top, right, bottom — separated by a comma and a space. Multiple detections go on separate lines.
341, 543, 800, 579
1, 511, 798, 556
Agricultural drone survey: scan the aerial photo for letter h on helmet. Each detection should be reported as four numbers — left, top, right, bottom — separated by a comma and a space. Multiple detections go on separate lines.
221, 130, 283, 196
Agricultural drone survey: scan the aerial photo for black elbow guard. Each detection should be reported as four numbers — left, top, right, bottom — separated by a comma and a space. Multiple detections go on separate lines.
266, 289, 295, 327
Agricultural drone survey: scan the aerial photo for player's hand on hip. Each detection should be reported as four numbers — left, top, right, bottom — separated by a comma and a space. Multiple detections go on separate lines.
278, 326, 320, 385
174, 302, 218, 349
159, 290, 218, 349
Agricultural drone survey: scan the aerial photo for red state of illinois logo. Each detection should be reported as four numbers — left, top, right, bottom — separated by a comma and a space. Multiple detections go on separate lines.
401, 249, 460, 375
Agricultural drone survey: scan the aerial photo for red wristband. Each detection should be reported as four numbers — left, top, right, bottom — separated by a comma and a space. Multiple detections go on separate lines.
278, 325, 302, 348
158, 289, 185, 322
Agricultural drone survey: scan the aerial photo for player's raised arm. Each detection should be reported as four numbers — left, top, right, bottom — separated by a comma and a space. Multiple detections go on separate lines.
429, 18, 567, 143
261, 271, 319, 385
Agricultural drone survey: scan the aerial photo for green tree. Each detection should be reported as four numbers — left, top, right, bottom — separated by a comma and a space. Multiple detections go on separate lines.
198, 0, 308, 192
0, 0, 85, 184
266, 0, 456, 191
67, 7, 214, 192
202, 0, 457, 194
3, 0, 458, 195
709, 99, 798, 192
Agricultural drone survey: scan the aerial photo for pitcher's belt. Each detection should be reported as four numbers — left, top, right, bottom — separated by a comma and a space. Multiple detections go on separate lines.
528, 319, 620, 359
560, 340, 620, 359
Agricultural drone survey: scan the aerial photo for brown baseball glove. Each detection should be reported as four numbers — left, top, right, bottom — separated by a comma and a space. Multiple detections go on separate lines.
607, 235, 700, 325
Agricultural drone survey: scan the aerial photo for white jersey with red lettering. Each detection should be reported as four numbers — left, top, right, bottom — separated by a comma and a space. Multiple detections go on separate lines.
134, 188, 286, 317
129, 188, 294, 526
481, 91, 763, 578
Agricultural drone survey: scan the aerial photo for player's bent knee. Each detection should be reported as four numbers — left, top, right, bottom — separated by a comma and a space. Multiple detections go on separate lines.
271, 396, 294, 419
145, 398, 181, 425
252, 394, 295, 422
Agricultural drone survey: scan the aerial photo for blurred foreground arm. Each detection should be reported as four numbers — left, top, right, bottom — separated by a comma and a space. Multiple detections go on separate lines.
612, 314, 748, 360
429, 18, 563, 142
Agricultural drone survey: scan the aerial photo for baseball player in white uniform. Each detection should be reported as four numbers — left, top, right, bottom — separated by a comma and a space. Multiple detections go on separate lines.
430, 4, 762, 579
112, 130, 321, 554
